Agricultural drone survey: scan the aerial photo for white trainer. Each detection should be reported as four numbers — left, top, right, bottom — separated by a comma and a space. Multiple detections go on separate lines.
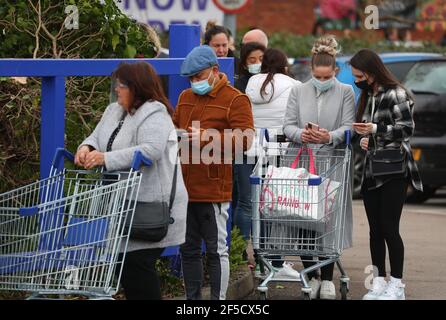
377, 278, 406, 300
274, 262, 301, 280
320, 280, 336, 300
307, 278, 321, 299
363, 277, 388, 300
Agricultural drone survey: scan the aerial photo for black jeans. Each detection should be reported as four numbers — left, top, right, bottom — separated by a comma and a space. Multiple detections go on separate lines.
232, 162, 255, 241
180, 202, 230, 300
362, 177, 408, 279
118, 248, 164, 300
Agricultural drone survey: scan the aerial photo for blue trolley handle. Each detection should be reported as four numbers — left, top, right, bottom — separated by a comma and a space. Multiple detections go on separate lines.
52, 148, 152, 171
345, 129, 352, 146
52, 148, 75, 170
131, 150, 153, 171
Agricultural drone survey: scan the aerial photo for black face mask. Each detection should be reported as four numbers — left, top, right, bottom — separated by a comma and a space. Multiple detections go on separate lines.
355, 79, 373, 91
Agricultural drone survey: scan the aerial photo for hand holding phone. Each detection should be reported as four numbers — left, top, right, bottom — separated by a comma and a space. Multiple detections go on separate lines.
307, 122, 320, 131
352, 122, 373, 135
352, 120, 367, 126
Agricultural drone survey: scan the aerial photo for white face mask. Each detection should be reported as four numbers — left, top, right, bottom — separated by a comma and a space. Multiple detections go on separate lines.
191, 70, 214, 95
311, 76, 335, 92
247, 63, 262, 75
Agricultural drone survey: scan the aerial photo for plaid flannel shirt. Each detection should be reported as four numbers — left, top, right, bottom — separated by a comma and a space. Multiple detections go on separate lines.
361, 85, 423, 192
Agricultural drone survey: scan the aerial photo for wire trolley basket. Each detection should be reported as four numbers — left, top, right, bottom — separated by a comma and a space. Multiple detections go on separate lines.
250, 131, 352, 300
0, 149, 150, 299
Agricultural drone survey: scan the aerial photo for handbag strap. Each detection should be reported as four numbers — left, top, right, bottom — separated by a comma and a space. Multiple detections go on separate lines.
369, 95, 379, 155
370, 94, 376, 123
369, 94, 403, 155
107, 112, 127, 152
107, 110, 178, 211
169, 159, 178, 211
290, 146, 316, 174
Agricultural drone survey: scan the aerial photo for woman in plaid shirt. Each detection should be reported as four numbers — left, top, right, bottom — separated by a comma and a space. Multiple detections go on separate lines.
350, 49, 422, 300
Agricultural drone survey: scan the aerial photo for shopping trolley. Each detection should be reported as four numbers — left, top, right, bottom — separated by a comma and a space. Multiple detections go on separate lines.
250, 131, 352, 300
0, 148, 151, 299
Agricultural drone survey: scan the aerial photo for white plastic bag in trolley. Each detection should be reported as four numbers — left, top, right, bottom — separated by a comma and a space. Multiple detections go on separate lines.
64, 265, 80, 290
259, 147, 340, 220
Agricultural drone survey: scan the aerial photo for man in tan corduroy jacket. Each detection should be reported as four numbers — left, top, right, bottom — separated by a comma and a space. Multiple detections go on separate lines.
173, 45, 254, 300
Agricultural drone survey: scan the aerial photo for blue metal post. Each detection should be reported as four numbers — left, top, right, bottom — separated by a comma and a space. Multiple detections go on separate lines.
162, 24, 200, 257
168, 24, 201, 107
40, 76, 65, 178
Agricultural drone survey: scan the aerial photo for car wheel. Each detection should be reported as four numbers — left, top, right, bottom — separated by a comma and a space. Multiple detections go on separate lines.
406, 185, 437, 203
353, 148, 365, 199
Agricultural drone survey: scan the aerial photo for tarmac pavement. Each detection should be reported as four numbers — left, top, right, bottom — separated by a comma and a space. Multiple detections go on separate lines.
243, 192, 446, 300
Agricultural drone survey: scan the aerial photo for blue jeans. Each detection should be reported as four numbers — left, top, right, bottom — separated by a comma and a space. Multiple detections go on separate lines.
232, 162, 254, 241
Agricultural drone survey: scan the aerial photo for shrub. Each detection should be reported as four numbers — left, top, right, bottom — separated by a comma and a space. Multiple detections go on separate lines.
237, 30, 446, 59
0, 0, 157, 192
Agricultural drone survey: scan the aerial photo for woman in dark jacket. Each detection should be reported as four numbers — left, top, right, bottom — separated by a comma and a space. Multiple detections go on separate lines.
350, 49, 422, 300
234, 42, 266, 93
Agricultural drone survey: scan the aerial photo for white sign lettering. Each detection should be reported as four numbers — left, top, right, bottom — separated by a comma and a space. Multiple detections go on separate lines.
115, 0, 224, 32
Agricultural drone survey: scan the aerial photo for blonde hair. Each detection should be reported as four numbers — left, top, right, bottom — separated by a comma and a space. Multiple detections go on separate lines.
311, 35, 340, 56
137, 22, 162, 57
311, 35, 340, 69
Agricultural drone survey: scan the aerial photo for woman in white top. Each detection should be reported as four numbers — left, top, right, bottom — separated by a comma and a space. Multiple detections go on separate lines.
234, 49, 298, 245
246, 48, 301, 137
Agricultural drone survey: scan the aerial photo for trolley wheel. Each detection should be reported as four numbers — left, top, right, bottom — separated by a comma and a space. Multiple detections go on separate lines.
259, 292, 268, 300
340, 282, 349, 300
302, 292, 311, 300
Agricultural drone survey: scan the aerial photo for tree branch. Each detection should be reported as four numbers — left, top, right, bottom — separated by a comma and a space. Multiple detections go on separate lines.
33, 0, 42, 59
41, 23, 59, 58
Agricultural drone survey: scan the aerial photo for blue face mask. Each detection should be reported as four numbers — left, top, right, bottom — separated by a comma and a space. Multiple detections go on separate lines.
247, 63, 262, 75
311, 77, 335, 92
191, 71, 214, 95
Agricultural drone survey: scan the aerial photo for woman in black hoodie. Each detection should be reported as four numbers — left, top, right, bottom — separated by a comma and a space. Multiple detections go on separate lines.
235, 42, 266, 93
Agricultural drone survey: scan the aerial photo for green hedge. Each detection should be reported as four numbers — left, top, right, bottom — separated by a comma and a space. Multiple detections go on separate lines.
237, 30, 446, 59
0, 0, 157, 193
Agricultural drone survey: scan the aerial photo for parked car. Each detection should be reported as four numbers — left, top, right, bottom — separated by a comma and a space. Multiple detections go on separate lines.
289, 53, 446, 202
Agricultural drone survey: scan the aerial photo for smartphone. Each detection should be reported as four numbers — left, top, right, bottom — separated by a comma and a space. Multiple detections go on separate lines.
307, 122, 319, 131
352, 121, 367, 127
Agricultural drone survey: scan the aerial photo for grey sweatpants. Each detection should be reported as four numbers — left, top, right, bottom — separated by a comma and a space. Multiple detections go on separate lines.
180, 202, 230, 300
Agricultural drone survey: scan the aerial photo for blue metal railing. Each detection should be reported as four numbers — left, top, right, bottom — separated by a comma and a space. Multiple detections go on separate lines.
0, 24, 235, 258
0, 24, 234, 179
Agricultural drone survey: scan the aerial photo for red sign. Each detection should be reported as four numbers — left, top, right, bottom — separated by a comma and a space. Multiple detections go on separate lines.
212, 0, 251, 14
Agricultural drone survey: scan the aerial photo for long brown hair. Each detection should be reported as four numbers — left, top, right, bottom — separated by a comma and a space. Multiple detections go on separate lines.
260, 48, 289, 102
112, 61, 174, 116
349, 49, 410, 122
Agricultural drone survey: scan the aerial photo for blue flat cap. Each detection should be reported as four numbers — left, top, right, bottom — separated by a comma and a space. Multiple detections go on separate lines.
180, 45, 219, 77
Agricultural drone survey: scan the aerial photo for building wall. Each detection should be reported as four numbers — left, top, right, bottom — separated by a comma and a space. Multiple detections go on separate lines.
237, 0, 317, 35
236, 0, 444, 43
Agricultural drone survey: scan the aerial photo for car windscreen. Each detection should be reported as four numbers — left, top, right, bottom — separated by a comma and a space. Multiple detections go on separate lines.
404, 61, 446, 95
385, 61, 416, 82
